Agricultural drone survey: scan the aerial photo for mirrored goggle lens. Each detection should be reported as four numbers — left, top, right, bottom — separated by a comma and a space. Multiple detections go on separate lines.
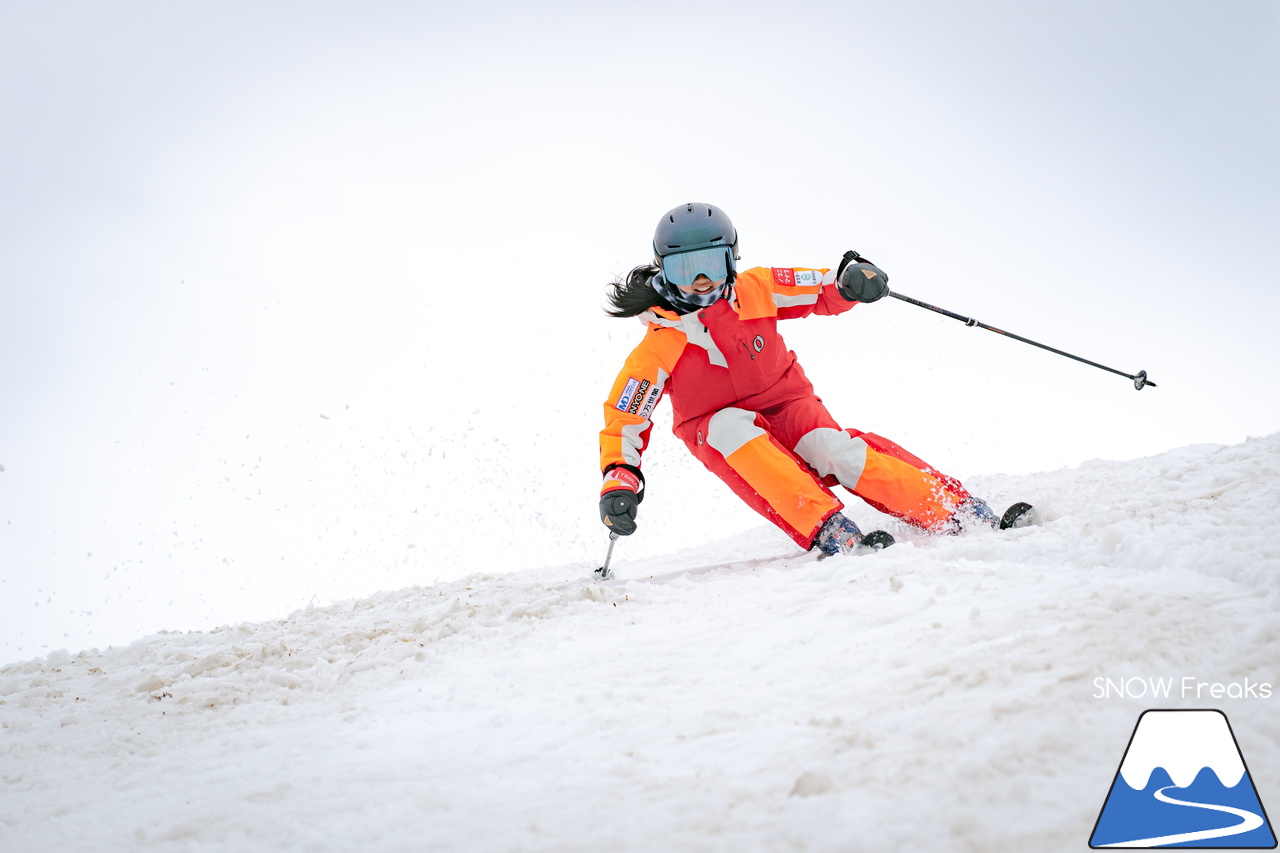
661, 246, 732, 288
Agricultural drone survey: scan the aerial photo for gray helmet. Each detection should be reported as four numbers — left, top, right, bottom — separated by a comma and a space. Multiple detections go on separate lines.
652, 203, 738, 259
649, 203, 739, 312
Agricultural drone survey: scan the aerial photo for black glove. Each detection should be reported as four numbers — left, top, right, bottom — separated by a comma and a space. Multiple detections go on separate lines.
599, 466, 644, 535
600, 490, 638, 536
836, 250, 889, 304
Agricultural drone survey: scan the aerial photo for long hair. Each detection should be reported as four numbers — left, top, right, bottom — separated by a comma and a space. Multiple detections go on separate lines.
605, 263, 675, 318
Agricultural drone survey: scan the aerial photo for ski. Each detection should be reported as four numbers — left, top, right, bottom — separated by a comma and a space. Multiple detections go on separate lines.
999, 502, 1038, 530
591, 503, 1037, 579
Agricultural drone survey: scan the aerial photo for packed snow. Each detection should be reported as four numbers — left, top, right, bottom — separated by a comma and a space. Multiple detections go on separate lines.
2, 434, 1278, 852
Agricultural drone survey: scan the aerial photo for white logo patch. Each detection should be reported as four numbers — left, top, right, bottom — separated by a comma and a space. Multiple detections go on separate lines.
793, 269, 822, 288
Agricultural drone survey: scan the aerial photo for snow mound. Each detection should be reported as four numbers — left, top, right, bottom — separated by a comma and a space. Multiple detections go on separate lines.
2, 435, 1278, 852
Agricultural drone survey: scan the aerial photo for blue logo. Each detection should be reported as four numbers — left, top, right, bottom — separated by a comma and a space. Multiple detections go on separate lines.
1090, 709, 1276, 848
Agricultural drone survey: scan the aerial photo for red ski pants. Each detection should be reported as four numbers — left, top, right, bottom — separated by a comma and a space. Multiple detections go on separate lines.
674, 384, 971, 550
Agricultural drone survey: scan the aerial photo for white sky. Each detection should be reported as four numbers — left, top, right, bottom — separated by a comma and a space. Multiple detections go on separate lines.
2, 0, 1278, 658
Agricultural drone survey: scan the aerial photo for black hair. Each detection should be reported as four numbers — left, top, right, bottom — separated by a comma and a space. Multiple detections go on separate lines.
604, 263, 676, 318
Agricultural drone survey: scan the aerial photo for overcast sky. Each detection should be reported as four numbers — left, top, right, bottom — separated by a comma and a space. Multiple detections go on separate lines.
2, 0, 1278, 658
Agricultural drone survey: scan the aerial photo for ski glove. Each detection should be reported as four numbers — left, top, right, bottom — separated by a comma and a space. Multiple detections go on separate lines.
599, 466, 644, 536
836, 251, 889, 304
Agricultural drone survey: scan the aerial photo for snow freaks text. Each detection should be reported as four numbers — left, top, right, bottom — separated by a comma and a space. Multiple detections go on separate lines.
1093, 676, 1274, 701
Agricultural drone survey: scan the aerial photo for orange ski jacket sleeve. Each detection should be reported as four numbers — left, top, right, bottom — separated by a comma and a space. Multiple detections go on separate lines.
599, 265, 854, 473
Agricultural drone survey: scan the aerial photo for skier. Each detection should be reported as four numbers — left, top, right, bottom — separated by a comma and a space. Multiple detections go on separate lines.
599, 202, 1028, 557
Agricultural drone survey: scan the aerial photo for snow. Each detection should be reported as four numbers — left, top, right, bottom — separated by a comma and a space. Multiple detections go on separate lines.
2, 434, 1278, 851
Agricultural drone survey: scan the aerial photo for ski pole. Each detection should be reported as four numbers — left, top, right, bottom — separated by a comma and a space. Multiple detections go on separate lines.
594, 532, 619, 581
887, 290, 1156, 390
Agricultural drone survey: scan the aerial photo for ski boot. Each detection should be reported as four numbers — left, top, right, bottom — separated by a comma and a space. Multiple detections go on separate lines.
957, 496, 1000, 530
949, 497, 1038, 533
814, 512, 895, 557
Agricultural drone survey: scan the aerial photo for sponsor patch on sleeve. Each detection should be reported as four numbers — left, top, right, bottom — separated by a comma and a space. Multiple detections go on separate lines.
625, 379, 652, 415
636, 384, 662, 419
771, 267, 795, 287
792, 269, 822, 288
614, 377, 641, 412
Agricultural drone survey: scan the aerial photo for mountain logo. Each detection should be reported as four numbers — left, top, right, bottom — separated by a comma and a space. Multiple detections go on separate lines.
1090, 709, 1276, 848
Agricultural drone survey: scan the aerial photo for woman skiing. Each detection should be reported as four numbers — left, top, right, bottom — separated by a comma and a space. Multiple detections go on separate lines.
599, 202, 1026, 557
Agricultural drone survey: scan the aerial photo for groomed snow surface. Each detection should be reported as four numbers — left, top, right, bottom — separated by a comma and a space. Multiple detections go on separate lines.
3, 435, 1279, 852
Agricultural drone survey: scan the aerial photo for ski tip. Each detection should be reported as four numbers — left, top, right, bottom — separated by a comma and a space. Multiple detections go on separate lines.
999, 502, 1038, 530
859, 530, 896, 551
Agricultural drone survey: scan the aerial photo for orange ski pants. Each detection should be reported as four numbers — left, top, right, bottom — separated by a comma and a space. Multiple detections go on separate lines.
674, 380, 971, 549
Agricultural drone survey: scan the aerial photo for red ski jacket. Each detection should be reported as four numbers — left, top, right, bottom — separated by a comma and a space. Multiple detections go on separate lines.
600, 265, 856, 473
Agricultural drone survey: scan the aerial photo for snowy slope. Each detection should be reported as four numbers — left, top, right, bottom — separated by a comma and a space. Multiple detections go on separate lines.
2, 435, 1278, 852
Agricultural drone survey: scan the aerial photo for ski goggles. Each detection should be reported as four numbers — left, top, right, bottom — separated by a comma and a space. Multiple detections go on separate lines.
660, 245, 735, 289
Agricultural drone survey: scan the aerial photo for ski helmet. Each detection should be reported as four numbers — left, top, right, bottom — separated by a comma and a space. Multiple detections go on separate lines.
650, 203, 739, 312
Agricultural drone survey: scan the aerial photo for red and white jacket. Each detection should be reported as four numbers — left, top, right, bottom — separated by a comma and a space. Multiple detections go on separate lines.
600, 265, 855, 473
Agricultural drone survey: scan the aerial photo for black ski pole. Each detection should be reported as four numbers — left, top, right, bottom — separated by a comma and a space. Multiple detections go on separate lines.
886, 290, 1156, 390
